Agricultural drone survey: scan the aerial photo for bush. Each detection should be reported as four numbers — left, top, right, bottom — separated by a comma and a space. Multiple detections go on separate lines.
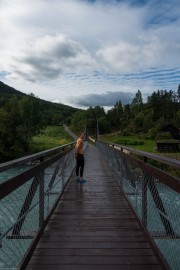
139, 140, 144, 145
127, 140, 144, 146
114, 138, 129, 145
148, 128, 158, 140
122, 128, 131, 136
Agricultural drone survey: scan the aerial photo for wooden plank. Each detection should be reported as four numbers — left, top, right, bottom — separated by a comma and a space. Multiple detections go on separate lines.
29, 255, 159, 265
36, 236, 148, 242
42, 230, 145, 237
27, 266, 164, 270
26, 144, 167, 270
35, 241, 151, 249
33, 248, 155, 256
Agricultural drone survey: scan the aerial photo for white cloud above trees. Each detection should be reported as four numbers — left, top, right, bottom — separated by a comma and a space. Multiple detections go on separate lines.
0, 0, 180, 107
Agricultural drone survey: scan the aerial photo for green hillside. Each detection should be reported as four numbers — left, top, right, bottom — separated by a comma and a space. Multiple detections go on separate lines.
0, 81, 79, 123
0, 81, 80, 162
0, 81, 25, 97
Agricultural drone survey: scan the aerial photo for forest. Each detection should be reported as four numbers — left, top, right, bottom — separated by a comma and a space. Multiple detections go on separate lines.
0, 81, 180, 162
0, 81, 78, 161
71, 86, 180, 137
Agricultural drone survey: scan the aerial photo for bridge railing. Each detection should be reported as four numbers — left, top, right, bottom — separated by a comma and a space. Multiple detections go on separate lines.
95, 140, 180, 270
0, 142, 76, 269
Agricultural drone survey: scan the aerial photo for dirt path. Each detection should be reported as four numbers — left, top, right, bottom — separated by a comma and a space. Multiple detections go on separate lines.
63, 125, 78, 140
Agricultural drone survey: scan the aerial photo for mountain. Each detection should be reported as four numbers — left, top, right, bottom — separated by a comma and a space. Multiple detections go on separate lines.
0, 81, 26, 97
0, 80, 78, 112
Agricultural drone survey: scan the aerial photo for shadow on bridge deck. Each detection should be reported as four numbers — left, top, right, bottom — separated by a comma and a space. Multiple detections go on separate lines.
26, 143, 166, 270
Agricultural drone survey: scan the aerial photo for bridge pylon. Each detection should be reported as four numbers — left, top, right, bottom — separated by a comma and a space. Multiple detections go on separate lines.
85, 116, 99, 140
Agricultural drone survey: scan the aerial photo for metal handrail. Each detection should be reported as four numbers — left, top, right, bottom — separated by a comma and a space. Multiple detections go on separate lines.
0, 148, 72, 200
0, 141, 76, 270
0, 141, 76, 173
95, 140, 180, 270
103, 142, 180, 193
103, 140, 180, 169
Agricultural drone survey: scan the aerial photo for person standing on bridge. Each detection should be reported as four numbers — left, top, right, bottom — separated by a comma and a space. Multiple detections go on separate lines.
74, 132, 86, 184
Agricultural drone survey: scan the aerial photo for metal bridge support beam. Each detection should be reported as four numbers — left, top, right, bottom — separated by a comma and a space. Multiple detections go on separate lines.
12, 175, 40, 236
147, 177, 176, 237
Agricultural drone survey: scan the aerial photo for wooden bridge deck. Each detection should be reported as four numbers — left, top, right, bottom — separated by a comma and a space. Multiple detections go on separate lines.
26, 144, 166, 270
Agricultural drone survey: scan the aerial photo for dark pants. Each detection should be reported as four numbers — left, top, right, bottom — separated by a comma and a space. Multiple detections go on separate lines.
76, 154, 84, 178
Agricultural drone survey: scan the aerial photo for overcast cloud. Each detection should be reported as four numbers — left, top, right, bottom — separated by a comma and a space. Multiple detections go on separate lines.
0, 0, 180, 108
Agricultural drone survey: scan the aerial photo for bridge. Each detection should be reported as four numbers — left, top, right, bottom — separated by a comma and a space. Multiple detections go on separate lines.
0, 132, 180, 269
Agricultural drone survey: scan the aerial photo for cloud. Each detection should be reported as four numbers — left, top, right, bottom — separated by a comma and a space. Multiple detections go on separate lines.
0, 0, 180, 107
67, 91, 134, 107
9, 35, 94, 81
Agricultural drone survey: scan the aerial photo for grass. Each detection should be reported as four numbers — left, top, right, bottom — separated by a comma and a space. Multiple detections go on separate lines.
29, 127, 179, 177
100, 133, 180, 159
29, 126, 75, 153
100, 134, 156, 153
29, 126, 179, 159
100, 133, 180, 177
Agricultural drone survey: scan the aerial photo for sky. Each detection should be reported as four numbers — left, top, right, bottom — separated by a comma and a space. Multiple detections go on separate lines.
0, 0, 180, 109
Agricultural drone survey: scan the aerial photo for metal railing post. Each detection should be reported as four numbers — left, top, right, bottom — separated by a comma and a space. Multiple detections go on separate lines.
39, 160, 45, 228
142, 156, 148, 228
0, 231, 2, 248
142, 172, 148, 228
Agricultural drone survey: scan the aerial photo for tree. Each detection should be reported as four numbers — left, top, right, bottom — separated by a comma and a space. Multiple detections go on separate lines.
124, 104, 131, 122
109, 100, 124, 130
93, 106, 105, 118
71, 110, 87, 133
176, 109, 180, 127
0, 95, 46, 161
0, 97, 26, 161
131, 90, 143, 114
134, 112, 145, 129
19, 94, 45, 141
98, 116, 111, 134
177, 84, 180, 103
